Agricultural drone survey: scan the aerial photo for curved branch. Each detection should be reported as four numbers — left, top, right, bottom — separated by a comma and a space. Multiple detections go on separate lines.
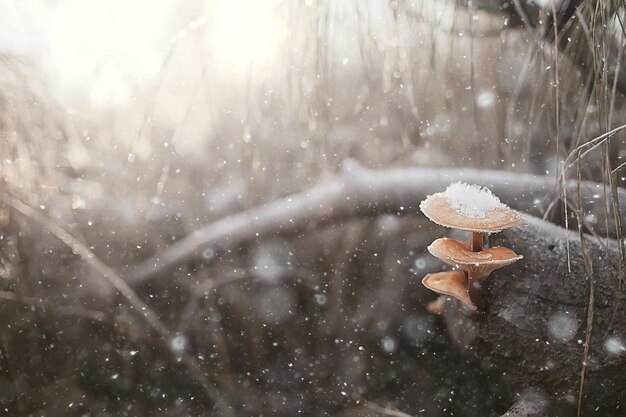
127, 162, 626, 284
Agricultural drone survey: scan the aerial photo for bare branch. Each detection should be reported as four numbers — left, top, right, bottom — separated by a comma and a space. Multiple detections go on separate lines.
127, 162, 626, 284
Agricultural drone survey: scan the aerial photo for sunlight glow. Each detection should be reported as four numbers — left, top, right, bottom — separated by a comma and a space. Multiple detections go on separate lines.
211, 0, 279, 72
42, 0, 281, 108
47, 0, 168, 108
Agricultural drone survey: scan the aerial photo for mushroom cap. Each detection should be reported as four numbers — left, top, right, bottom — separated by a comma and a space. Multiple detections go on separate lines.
428, 237, 523, 279
425, 296, 447, 315
422, 271, 476, 311
419, 182, 525, 233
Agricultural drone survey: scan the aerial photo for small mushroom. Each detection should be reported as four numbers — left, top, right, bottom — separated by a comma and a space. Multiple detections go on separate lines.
427, 237, 523, 281
419, 182, 525, 314
426, 296, 447, 315
422, 271, 477, 311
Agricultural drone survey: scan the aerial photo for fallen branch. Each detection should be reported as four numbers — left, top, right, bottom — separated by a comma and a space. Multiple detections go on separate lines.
127, 162, 626, 284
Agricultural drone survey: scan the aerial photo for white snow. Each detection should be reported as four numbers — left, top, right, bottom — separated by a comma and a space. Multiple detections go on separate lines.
170, 334, 188, 352
443, 182, 507, 218
547, 312, 578, 343
530, 0, 565, 10
604, 336, 625, 356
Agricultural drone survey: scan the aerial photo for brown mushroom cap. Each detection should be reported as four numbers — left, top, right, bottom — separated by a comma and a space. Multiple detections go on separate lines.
427, 237, 523, 279
425, 296, 447, 315
422, 271, 477, 311
419, 183, 525, 233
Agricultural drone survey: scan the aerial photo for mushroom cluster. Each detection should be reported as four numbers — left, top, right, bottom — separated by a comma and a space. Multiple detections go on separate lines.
419, 182, 525, 313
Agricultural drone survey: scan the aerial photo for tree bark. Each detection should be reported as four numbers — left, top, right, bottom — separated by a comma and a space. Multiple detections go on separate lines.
445, 215, 626, 414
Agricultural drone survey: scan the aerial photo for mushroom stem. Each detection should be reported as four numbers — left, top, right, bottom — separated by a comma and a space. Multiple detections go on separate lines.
467, 272, 482, 310
467, 272, 480, 301
471, 231, 483, 252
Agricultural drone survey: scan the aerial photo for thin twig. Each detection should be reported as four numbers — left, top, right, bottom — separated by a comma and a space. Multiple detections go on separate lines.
0, 290, 106, 321
562, 123, 626, 172
361, 401, 414, 417
612, 160, 626, 174
502, 399, 547, 417
575, 154, 595, 417
353, 395, 414, 417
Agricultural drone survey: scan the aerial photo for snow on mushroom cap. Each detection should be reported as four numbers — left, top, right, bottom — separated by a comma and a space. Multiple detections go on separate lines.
444, 182, 505, 219
420, 182, 525, 232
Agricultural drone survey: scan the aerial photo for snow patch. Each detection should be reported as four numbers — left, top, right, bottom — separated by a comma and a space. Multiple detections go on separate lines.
547, 312, 578, 343
530, 0, 564, 10
605, 335, 625, 357
444, 182, 507, 219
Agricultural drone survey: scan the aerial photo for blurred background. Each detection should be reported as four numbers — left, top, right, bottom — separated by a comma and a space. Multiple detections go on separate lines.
0, 0, 624, 416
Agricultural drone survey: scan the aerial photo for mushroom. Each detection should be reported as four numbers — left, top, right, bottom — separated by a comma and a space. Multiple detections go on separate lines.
422, 271, 477, 311
427, 237, 523, 281
419, 182, 525, 313
425, 296, 447, 315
